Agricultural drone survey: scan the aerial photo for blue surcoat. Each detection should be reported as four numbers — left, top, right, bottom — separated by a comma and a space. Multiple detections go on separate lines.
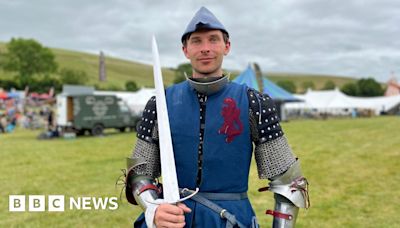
135, 81, 256, 227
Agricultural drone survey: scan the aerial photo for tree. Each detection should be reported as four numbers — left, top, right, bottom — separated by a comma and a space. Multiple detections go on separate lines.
1, 38, 58, 87
0, 79, 19, 90
356, 78, 383, 97
301, 81, 315, 91
30, 75, 62, 93
174, 63, 192, 84
341, 78, 384, 97
341, 82, 359, 96
59, 68, 88, 85
276, 80, 297, 93
125, 80, 139, 92
322, 80, 336, 90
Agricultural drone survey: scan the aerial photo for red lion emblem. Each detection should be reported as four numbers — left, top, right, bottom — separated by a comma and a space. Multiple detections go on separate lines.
218, 98, 243, 143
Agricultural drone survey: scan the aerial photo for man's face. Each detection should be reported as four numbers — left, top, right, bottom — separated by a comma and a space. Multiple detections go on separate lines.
182, 30, 230, 78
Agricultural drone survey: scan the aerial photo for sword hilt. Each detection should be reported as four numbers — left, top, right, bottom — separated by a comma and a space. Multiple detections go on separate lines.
144, 187, 199, 205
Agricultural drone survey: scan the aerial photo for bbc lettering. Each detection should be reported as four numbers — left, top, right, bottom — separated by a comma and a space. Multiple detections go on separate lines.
9, 195, 118, 212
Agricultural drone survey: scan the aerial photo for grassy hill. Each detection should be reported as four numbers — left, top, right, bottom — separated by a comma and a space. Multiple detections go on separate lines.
0, 41, 356, 92
0, 42, 176, 89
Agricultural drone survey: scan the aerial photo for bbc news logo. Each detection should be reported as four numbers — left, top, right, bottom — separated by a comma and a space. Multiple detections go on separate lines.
9, 195, 119, 212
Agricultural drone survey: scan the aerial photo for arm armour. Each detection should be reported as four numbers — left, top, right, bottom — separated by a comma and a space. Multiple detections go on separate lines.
247, 88, 296, 179
247, 89, 310, 227
125, 96, 161, 210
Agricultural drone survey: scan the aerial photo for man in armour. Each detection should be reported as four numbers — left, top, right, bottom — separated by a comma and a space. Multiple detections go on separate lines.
125, 6, 309, 228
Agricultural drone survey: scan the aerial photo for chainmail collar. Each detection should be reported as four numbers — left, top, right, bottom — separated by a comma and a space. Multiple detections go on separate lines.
186, 74, 230, 95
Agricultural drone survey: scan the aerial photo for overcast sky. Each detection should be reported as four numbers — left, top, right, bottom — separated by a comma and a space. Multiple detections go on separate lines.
1, 0, 399, 82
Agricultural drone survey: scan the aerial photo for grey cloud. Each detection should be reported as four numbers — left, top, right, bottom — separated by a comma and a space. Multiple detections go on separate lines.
0, 0, 399, 82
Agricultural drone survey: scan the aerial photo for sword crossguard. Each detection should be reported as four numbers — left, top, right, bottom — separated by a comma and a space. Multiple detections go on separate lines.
144, 187, 199, 205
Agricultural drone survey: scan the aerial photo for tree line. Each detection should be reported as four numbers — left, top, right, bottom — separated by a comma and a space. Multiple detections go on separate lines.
0, 38, 138, 93
276, 78, 384, 96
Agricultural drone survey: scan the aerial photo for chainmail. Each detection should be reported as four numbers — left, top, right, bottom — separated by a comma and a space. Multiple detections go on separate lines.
129, 138, 161, 178
254, 136, 296, 179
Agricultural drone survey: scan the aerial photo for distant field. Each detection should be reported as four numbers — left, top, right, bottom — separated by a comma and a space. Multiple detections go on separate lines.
1, 116, 399, 227
0, 41, 358, 91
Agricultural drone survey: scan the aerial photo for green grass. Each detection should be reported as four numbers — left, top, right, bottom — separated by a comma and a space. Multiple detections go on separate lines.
1, 117, 399, 227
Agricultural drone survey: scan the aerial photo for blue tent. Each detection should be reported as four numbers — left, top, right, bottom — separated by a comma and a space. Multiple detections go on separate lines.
233, 65, 299, 101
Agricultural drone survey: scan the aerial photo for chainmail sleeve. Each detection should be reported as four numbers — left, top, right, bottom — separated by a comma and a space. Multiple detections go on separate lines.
247, 89, 296, 179
247, 90, 310, 226
128, 96, 161, 179
125, 96, 162, 205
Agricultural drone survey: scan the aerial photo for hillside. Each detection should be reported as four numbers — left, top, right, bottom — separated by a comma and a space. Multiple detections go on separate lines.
0, 42, 176, 89
0, 41, 357, 92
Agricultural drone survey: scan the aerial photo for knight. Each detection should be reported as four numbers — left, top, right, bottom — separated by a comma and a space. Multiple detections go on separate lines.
125, 6, 309, 227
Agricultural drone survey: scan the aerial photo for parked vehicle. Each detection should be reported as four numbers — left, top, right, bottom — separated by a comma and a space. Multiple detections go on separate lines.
56, 94, 139, 136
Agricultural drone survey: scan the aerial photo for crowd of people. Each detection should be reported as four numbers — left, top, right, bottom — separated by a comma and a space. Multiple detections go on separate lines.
0, 94, 55, 134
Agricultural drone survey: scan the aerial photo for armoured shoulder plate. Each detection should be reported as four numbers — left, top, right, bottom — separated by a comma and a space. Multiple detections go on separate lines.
137, 96, 158, 143
247, 89, 283, 144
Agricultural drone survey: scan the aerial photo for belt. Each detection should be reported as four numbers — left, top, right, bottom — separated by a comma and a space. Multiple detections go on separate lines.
194, 191, 248, 201
180, 189, 247, 228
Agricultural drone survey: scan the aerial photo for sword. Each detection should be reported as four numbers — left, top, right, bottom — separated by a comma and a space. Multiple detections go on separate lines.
151, 36, 198, 204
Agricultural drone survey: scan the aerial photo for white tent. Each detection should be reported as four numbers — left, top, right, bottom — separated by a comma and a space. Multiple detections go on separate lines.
285, 88, 400, 115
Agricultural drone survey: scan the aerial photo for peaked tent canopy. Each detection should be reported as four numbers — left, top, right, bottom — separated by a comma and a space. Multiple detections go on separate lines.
287, 88, 400, 115
233, 65, 299, 101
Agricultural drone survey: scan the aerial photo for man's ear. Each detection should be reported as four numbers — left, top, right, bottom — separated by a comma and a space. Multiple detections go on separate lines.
224, 41, 231, 56
182, 45, 190, 59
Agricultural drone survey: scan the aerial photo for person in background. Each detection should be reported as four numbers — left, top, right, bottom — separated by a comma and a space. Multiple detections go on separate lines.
0, 113, 6, 133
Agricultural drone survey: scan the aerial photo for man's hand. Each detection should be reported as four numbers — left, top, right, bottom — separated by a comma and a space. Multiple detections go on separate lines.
154, 203, 192, 228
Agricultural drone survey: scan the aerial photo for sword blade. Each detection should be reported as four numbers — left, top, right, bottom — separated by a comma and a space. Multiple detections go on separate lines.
151, 36, 180, 203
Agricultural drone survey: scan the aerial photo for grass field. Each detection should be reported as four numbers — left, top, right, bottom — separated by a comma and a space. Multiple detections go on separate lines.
1, 116, 399, 227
